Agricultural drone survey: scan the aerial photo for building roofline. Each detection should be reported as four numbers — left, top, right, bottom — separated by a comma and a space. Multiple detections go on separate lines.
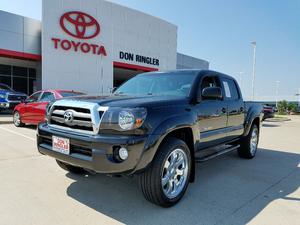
0, 48, 41, 61
0, 9, 40, 22
177, 52, 210, 64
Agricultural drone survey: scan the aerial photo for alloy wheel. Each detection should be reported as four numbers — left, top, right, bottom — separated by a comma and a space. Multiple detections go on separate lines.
13, 112, 21, 126
161, 148, 189, 199
250, 127, 258, 155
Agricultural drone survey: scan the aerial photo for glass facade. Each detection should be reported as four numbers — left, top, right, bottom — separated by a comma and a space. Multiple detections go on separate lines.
0, 64, 37, 95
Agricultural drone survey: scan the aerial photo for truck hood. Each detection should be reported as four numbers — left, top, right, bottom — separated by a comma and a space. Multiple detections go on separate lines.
58, 95, 190, 108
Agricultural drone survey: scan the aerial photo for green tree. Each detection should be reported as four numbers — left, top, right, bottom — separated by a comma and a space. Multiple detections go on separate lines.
277, 100, 288, 114
288, 102, 298, 113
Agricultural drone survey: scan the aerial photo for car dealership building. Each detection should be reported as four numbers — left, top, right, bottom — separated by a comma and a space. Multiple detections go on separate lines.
0, 0, 209, 95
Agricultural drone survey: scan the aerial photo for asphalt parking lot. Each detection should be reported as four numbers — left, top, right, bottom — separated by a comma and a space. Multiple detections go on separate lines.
0, 113, 299, 225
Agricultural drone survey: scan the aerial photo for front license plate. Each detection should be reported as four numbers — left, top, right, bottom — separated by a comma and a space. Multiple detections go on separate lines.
52, 136, 70, 155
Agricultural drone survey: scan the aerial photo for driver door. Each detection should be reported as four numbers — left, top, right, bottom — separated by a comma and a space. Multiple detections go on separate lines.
195, 75, 228, 149
22, 91, 42, 123
34, 91, 56, 122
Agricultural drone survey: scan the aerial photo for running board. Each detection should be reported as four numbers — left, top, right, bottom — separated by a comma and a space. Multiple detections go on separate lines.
195, 145, 240, 163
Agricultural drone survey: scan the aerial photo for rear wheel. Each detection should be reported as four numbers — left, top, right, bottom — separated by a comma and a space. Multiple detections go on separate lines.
13, 111, 24, 127
238, 124, 259, 159
56, 160, 85, 174
139, 137, 191, 207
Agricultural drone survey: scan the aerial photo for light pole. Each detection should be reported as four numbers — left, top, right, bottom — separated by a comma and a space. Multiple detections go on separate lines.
251, 41, 257, 101
275, 81, 280, 108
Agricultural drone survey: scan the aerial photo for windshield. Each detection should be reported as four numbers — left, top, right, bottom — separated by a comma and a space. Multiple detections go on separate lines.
60, 91, 85, 98
115, 72, 197, 97
0, 84, 13, 91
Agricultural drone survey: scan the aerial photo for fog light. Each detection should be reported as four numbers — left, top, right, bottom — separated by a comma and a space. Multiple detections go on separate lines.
119, 147, 128, 160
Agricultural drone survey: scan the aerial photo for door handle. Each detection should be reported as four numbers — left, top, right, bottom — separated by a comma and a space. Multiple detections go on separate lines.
222, 107, 227, 113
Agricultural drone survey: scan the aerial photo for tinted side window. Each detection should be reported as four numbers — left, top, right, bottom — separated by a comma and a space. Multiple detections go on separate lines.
201, 76, 220, 91
40, 92, 55, 102
222, 78, 239, 100
200, 76, 223, 101
28, 92, 41, 102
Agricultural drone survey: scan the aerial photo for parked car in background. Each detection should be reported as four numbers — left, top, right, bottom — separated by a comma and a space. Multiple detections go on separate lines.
0, 83, 27, 112
262, 105, 275, 120
13, 90, 85, 127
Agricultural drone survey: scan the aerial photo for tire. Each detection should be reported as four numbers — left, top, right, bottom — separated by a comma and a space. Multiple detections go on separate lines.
237, 124, 259, 159
139, 137, 191, 207
56, 160, 86, 174
13, 111, 24, 127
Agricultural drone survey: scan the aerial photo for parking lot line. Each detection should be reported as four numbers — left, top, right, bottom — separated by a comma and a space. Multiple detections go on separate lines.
0, 126, 35, 141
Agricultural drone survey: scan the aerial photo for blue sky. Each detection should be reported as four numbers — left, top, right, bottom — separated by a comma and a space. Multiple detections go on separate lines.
1, 0, 300, 100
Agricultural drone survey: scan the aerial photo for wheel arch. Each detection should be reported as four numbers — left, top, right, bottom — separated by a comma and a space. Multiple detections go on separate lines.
13, 109, 21, 120
135, 126, 196, 183
159, 127, 196, 183
244, 116, 261, 137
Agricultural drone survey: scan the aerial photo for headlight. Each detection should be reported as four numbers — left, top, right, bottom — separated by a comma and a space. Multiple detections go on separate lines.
100, 107, 147, 131
0, 94, 6, 98
119, 110, 135, 130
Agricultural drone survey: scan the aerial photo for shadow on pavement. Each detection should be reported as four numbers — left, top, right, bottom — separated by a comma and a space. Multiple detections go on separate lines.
0, 110, 12, 116
66, 148, 300, 225
25, 125, 37, 130
0, 121, 12, 125
262, 123, 281, 127
0, 112, 12, 124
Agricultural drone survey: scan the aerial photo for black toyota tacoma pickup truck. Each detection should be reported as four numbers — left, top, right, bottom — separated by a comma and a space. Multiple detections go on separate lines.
37, 70, 263, 207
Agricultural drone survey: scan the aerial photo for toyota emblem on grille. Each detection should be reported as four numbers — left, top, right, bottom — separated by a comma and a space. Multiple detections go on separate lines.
60, 11, 100, 39
64, 110, 74, 124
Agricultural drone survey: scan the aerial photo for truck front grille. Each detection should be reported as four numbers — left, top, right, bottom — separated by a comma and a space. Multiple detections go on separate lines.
49, 106, 94, 132
48, 101, 108, 135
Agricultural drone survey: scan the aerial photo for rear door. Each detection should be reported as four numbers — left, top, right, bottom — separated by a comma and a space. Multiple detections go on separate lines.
196, 75, 228, 149
221, 77, 245, 140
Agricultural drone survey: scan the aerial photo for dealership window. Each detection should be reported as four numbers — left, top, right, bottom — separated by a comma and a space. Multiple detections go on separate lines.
13, 66, 27, 94
0, 64, 12, 87
29, 68, 37, 94
0, 64, 37, 95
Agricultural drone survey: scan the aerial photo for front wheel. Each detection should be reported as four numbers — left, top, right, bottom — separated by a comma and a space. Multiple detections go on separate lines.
139, 137, 191, 207
13, 111, 24, 127
237, 124, 259, 159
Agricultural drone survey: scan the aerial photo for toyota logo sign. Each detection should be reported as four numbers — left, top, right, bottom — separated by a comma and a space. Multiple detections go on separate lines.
52, 11, 107, 56
60, 11, 100, 39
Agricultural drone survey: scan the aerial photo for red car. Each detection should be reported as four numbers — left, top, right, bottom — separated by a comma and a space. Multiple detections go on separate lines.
13, 90, 85, 127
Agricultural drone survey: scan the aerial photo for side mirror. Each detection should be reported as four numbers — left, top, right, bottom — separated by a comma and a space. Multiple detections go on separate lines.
198, 87, 222, 102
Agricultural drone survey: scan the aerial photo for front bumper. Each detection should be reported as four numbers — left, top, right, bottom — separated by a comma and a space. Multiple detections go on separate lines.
37, 123, 155, 175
